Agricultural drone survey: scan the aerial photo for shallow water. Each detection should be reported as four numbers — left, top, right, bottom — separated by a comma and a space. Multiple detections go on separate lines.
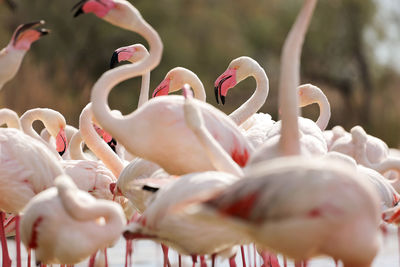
2, 225, 399, 267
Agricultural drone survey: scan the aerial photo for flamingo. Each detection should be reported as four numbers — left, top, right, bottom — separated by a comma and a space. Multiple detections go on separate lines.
246, 0, 327, 165
298, 83, 330, 131
40, 125, 78, 160
0, 21, 48, 90
20, 108, 68, 158
110, 44, 151, 108
177, 1, 382, 266
75, 0, 253, 174
123, 172, 243, 267
0, 108, 21, 129
20, 175, 125, 265
152, 67, 206, 101
329, 125, 390, 166
0, 128, 64, 267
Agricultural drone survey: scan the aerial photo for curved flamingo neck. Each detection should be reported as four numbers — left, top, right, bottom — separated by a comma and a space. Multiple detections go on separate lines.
299, 84, 330, 130
182, 70, 206, 101
229, 64, 269, 126
68, 131, 91, 161
278, 0, 317, 156
90, 18, 163, 156
79, 103, 124, 177
56, 176, 125, 244
137, 72, 151, 108
0, 108, 21, 129
20, 109, 61, 159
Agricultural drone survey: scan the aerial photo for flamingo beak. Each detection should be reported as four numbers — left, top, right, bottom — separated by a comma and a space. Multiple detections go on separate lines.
214, 75, 232, 106
56, 128, 68, 156
12, 20, 48, 45
110, 51, 119, 69
72, 0, 88, 17
214, 68, 237, 106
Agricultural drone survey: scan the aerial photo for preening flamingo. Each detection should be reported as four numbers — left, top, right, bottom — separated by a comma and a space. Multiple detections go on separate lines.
20, 175, 125, 265
110, 44, 150, 108
330, 125, 390, 166
20, 108, 68, 158
76, 0, 253, 174
123, 173, 243, 266
298, 83, 330, 131
152, 67, 206, 101
0, 21, 48, 90
247, 0, 327, 165
0, 108, 21, 129
41, 125, 78, 160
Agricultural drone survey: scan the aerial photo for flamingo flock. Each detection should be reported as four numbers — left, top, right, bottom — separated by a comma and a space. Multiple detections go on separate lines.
1, 0, 400, 267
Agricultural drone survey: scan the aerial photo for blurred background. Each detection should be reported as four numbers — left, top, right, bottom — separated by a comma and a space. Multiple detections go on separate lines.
1, 0, 400, 146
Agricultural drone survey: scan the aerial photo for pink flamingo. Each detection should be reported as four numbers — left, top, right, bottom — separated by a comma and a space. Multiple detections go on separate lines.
76, 0, 253, 174
0, 21, 48, 90
0, 128, 64, 267
0, 108, 22, 129
20, 108, 68, 158
178, 0, 382, 266
20, 175, 125, 265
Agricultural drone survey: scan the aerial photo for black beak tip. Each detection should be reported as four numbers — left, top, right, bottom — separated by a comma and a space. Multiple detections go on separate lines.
73, 7, 84, 18
221, 95, 225, 105
38, 29, 50, 36
214, 86, 219, 104
109, 51, 120, 69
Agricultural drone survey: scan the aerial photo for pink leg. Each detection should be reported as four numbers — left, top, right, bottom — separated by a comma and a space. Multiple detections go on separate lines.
88, 251, 97, 267
260, 250, 280, 267
200, 255, 207, 267
240, 246, 247, 267
283, 256, 287, 267
128, 240, 133, 267
229, 255, 237, 267
211, 254, 216, 267
28, 249, 31, 267
253, 244, 257, 267
125, 240, 128, 267
161, 244, 170, 267
16, 215, 21, 267
191, 255, 197, 267
303, 260, 308, 267
294, 261, 302, 267
104, 248, 108, 267
179, 254, 182, 267
0, 212, 12, 267
334, 259, 339, 267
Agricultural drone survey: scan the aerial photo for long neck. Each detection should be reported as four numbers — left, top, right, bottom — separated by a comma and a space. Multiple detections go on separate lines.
229, 66, 269, 126
20, 109, 61, 159
278, 0, 317, 156
57, 177, 125, 244
79, 103, 124, 177
137, 72, 151, 108
69, 131, 91, 161
188, 72, 206, 102
299, 84, 330, 130
90, 19, 163, 152
0, 108, 21, 129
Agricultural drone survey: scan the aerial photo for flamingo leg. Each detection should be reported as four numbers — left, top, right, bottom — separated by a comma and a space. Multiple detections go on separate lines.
0, 212, 12, 267
161, 244, 170, 267
283, 256, 287, 267
200, 255, 207, 267
125, 240, 128, 267
211, 254, 216, 267
28, 249, 31, 267
191, 255, 197, 267
88, 251, 97, 267
229, 255, 237, 267
178, 254, 182, 267
104, 248, 108, 267
16, 215, 21, 267
253, 244, 257, 267
240, 245, 247, 267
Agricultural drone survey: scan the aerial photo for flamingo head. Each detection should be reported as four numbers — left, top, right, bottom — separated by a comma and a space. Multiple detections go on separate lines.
110, 44, 149, 69
73, 0, 115, 18
73, 0, 143, 32
93, 123, 118, 153
214, 56, 258, 105
11, 20, 49, 51
153, 67, 191, 98
37, 108, 67, 156
382, 206, 400, 225
298, 84, 320, 107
